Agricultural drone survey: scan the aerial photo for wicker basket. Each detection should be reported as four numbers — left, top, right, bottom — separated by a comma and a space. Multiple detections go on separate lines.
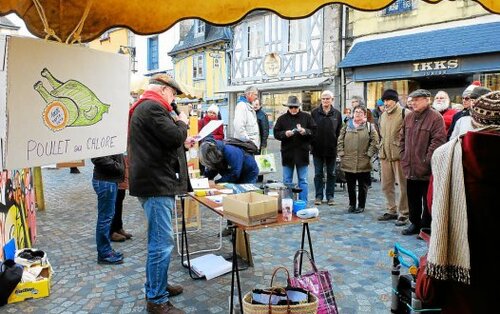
242, 291, 318, 314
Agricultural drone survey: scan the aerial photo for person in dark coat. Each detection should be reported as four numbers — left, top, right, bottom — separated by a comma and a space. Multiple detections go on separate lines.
310, 90, 342, 206
273, 96, 316, 202
128, 74, 194, 313
199, 140, 258, 184
91, 154, 125, 265
253, 98, 269, 182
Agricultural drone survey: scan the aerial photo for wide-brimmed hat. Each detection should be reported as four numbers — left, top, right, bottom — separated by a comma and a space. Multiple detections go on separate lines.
284, 95, 301, 107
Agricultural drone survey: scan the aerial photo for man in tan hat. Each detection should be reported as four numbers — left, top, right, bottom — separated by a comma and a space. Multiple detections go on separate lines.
273, 96, 316, 202
128, 73, 194, 314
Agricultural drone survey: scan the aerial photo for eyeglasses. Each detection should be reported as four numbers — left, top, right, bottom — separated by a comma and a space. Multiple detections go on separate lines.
463, 97, 471, 101
289, 106, 299, 109
353, 111, 365, 114
321, 98, 332, 100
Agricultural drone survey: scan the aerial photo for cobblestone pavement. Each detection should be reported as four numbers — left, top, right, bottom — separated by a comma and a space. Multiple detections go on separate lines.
4, 139, 427, 314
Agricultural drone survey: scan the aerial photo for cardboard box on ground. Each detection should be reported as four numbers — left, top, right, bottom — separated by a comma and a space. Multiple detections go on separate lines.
8, 264, 52, 303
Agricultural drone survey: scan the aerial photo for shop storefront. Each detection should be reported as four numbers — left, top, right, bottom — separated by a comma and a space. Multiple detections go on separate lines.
340, 22, 500, 107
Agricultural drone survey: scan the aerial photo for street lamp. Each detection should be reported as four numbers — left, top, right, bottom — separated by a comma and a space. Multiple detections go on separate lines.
118, 45, 137, 73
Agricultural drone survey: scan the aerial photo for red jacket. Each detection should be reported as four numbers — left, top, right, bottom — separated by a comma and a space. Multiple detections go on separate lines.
441, 108, 458, 132
198, 115, 224, 140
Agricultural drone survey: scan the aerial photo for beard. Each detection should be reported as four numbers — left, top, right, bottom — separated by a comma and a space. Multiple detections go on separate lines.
432, 100, 450, 112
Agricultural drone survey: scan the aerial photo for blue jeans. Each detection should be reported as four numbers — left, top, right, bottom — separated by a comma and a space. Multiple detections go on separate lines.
313, 156, 336, 201
283, 165, 308, 202
92, 179, 117, 258
139, 196, 175, 305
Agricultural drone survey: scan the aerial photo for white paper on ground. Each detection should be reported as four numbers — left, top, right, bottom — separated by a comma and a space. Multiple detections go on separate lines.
182, 253, 232, 280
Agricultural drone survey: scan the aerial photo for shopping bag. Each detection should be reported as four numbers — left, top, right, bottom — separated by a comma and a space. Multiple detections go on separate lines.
288, 250, 339, 314
243, 266, 318, 314
255, 151, 277, 174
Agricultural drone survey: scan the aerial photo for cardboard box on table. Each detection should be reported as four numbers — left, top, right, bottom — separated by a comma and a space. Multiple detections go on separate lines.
8, 265, 51, 303
223, 192, 278, 227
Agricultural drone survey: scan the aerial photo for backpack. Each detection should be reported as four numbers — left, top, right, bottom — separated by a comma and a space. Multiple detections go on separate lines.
223, 137, 259, 155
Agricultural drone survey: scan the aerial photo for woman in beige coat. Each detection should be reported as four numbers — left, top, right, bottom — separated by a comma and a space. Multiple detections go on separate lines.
338, 105, 379, 213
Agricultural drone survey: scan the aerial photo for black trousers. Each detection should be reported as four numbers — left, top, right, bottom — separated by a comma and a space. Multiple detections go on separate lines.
345, 172, 371, 208
110, 189, 126, 234
406, 179, 431, 229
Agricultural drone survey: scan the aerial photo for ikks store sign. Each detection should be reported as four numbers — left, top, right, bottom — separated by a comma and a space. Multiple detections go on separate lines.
412, 59, 459, 76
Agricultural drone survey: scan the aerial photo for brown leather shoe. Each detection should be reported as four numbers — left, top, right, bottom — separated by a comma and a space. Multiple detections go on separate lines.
118, 229, 133, 239
110, 232, 126, 242
146, 301, 185, 314
167, 284, 183, 297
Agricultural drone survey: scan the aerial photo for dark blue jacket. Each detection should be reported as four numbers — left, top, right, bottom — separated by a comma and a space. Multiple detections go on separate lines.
208, 141, 258, 184
255, 108, 269, 150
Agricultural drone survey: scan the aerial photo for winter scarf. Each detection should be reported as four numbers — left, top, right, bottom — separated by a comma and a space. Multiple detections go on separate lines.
129, 90, 173, 120
426, 137, 470, 284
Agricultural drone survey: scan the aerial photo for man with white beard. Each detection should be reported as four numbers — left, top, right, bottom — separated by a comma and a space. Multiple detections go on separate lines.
432, 91, 457, 132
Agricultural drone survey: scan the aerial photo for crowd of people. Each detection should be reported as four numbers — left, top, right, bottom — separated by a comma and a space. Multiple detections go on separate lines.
89, 73, 499, 313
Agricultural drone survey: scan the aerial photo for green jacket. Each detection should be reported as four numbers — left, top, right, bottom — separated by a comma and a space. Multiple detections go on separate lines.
338, 122, 379, 173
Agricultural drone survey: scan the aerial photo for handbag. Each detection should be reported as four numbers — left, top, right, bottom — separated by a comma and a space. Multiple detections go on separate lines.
243, 266, 318, 314
288, 250, 339, 314
0, 259, 23, 306
255, 150, 277, 175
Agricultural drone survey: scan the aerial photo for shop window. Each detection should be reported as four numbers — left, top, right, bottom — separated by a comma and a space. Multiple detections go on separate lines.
366, 80, 416, 109
247, 21, 264, 58
384, 0, 413, 15
288, 19, 307, 52
480, 73, 500, 91
193, 54, 205, 80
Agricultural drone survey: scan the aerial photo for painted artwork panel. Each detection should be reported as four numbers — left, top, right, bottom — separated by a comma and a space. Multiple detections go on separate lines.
4, 36, 129, 170
0, 168, 36, 261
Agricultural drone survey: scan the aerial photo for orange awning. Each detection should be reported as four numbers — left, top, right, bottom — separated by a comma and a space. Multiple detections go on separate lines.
1, 0, 498, 43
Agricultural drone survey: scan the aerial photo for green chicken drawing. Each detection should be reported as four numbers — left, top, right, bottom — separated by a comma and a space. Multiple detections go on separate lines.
34, 68, 110, 131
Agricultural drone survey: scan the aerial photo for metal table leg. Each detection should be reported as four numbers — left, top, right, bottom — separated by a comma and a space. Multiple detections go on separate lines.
299, 222, 314, 275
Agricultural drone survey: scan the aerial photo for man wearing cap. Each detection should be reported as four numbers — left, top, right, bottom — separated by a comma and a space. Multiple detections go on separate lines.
400, 89, 446, 236
310, 90, 342, 206
426, 91, 500, 312
129, 74, 195, 314
449, 86, 491, 140
233, 86, 260, 148
447, 81, 481, 140
377, 89, 409, 226
274, 96, 317, 202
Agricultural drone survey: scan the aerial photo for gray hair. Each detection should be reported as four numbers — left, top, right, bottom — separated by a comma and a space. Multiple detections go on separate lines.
321, 90, 334, 98
245, 86, 258, 95
351, 96, 365, 107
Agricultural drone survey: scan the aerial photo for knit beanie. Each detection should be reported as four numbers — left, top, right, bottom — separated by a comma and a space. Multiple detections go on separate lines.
376, 99, 384, 106
381, 89, 399, 102
471, 91, 500, 128
207, 104, 219, 115
462, 80, 481, 97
